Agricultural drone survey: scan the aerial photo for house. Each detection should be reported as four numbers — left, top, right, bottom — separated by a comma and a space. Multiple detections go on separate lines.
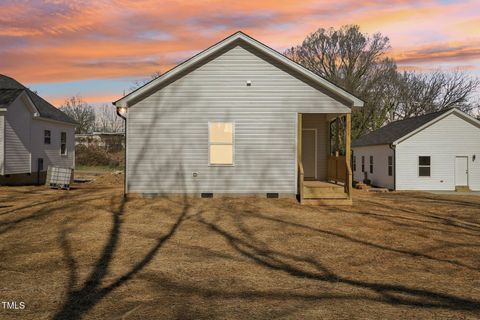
352, 108, 480, 191
0, 74, 77, 185
75, 132, 125, 152
114, 31, 364, 205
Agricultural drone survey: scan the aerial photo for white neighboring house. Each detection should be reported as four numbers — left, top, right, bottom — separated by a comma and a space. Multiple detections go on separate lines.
0, 74, 77, 185
352, 108, 480, 191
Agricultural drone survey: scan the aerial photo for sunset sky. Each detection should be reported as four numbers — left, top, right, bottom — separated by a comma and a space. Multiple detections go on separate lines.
1, 0, 479, 107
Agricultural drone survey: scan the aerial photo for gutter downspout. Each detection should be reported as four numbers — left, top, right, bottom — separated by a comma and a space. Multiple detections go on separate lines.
389, 143, 396, 191
116, 106, 127, 198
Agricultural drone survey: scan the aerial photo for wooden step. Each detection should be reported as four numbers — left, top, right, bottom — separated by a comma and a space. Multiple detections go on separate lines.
303, 189, 348, 199
301, 198, 352, 206
455, 185, 471, 192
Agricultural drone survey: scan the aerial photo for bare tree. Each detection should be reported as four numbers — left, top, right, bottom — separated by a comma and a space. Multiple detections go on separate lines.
60, 96, 96, 134
392, 71, 480, 120
285, 25, 396, 138
95, 104, 124, 133
286, 25, 480, 138
129, 71, 162, 91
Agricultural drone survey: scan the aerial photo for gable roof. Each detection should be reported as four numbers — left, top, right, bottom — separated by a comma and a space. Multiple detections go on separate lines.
352, 108, 474, 147
0, 88, 23, 108
0, 74, 77, 125
114, 31, 364, 108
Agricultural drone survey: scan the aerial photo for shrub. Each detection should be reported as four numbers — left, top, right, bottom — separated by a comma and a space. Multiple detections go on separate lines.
75, 144, 124, 167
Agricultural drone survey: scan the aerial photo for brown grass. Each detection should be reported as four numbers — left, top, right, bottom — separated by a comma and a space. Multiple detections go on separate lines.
0, 174, 479, 319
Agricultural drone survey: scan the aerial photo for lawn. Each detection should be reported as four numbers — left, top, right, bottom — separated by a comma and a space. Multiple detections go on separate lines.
0, 173, 479, 319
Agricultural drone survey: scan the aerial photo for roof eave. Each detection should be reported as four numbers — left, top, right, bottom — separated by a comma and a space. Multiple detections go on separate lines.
114, 32, 365, 108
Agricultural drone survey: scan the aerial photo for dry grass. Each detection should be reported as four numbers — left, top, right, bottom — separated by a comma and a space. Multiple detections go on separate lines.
0, 174, 479, 319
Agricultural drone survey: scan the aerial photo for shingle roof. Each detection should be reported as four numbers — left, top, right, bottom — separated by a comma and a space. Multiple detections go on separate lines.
352, 108, 453, 147
0, 88, 23, 107
0, 74, 77, 125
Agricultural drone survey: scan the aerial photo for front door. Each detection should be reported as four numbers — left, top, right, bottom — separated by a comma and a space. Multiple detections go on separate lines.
455, 156, 468, 186
302, 129, 317, 179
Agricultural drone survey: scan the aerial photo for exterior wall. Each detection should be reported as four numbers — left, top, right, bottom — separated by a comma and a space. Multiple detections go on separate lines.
30, 118, 75, 172
352, 145, 394, 189
302, 114, 328, 180
2, 95, 75, 181
4, 96, 31, 174
0, 113, 4, 175
396, 113, 480, 191
127, 43, 351, 194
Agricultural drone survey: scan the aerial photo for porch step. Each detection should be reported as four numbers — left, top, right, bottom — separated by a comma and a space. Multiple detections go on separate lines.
455, 185, 471, 192
303, 190, 348, 199
301, 198, 352, 206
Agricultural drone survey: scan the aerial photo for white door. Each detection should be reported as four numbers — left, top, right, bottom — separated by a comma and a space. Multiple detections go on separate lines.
455, 156, 468, 186
301, 129, 317, 179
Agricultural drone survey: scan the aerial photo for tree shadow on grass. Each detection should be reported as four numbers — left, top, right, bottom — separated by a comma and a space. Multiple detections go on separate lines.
53, 195, 193, 320
193, 208, 480, 312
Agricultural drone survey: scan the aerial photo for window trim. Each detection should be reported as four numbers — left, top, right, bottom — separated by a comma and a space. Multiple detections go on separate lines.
388, 156, 393, 177
208, 121, 235, 166
44, 130, 51, 145
418, 156, 431, 177
60, 131, 67, 156
369, 155, 373, 174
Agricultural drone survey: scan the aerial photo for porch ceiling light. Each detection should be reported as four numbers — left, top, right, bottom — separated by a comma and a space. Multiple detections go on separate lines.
116, 106, 128, 119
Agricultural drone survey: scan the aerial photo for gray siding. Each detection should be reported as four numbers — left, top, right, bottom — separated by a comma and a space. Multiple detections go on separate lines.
127, 43, 350, 194
4, 96, 31, 174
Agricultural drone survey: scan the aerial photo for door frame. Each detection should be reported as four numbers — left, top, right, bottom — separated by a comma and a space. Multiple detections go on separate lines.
454, 156, 469, 187
302, 128, 317, 180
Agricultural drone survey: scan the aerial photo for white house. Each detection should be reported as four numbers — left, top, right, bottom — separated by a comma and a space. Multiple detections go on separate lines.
0, 74, 76, 185
352, 108, 480, 191
114, 32, 364, 205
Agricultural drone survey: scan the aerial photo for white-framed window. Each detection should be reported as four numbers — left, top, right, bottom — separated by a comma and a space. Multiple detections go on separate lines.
352, 156, 356, 172
419, 156, 431, 177
388, 156, 393, 176
44, 130, 51, 144
60, 132, 67, 155
208, 122, 234, 165
361, 156, 365, 173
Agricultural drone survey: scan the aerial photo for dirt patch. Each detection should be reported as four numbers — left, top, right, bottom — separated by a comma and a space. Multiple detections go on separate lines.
0, 175, 479, 319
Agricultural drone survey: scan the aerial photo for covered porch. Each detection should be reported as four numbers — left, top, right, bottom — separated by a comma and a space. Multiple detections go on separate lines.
297, 113, 352, 205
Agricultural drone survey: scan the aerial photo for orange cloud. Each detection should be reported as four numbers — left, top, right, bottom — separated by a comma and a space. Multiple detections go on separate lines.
1, 0, 479, 86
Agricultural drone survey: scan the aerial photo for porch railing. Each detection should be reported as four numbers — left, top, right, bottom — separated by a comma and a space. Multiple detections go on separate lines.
327, 155, 346, 183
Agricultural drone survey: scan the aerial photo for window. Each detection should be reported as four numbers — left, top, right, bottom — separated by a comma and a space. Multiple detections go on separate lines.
418, 156, 431, 177
353, 156, 356, 172
361, 156, 365, 172
209, 122, 234, 165
44, 130, 51, 144
60, 132, 67, 155
388, 156, 393, 176
369, 156, 374, 174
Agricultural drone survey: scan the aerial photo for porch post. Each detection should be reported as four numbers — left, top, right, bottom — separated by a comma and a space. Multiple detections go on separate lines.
297, 113, 304, 201
345, 113, 352, 198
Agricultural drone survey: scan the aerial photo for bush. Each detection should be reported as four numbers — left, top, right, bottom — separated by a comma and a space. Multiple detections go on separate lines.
75, 145, 124, 167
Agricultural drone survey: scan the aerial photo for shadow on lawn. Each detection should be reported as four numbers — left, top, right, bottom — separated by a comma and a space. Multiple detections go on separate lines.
53, 195, 192, 320
189, 206, 480, 312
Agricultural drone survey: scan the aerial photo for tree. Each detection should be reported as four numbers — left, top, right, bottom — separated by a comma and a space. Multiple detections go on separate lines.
286, 25, 479, 138
285, 25, 397, 138
95, 104, 124, 133
392, 71, 480, 120
129, 71, 162, 91
60, 96, 96, 134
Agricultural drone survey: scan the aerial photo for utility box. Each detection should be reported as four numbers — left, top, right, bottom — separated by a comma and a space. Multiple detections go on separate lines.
46, 166, 74, 190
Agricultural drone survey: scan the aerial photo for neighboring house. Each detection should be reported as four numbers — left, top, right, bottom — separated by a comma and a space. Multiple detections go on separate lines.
76, 132, 124, 152
352, 108, 480, 191
114, 32, 364, 205
0, 74, 77, 185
